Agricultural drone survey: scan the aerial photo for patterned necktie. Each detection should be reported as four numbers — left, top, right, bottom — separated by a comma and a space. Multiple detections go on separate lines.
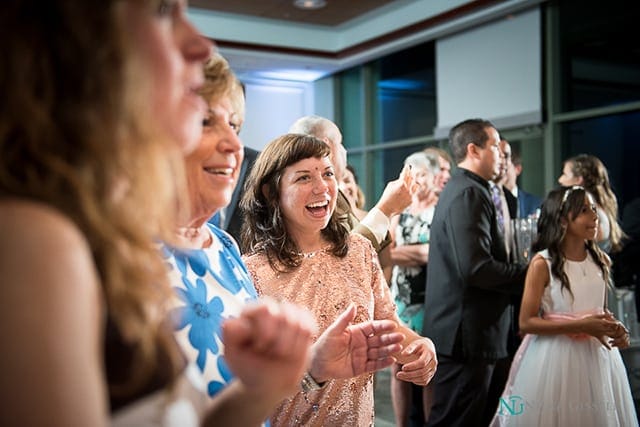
490, 183, 505, 234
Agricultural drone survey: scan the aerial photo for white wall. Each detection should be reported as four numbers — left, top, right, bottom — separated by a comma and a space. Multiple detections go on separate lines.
240, 81, 313, 151
239, 76, 337, 151
312, 77, 336, 121
435, 8, 541, 137
237, 7, 542, 149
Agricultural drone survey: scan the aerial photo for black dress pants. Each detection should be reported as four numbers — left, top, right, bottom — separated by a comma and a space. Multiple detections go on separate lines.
425, 354, 510, 427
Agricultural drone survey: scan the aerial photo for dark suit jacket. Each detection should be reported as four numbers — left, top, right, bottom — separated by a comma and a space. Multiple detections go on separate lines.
422, 168, 527, 361
503, 186, 517, 220
517, 188, 542, 218
215, 147, 259, 242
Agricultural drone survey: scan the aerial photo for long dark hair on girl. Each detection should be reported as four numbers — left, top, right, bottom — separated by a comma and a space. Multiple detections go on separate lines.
532, 186, 610, 296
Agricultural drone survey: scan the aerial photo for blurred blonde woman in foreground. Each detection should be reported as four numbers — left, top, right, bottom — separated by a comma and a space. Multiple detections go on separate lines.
1, 3, 331, 426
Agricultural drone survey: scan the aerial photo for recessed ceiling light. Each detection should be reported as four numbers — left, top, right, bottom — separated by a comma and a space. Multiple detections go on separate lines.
293, 0, 327, 10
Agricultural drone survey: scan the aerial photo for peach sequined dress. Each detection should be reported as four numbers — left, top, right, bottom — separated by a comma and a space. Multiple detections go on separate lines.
243, 233, 396, 427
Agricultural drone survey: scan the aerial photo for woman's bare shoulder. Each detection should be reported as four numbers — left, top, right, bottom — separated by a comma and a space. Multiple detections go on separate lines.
0, 199, 105, 425
525, 253, 551, 286
0, 199, 98, 297
0, 199, 87, 243
529, 253, 548, 268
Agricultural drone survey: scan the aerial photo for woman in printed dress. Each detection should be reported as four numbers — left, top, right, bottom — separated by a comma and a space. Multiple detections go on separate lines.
162, 54, 407, 426
388, 150, 441, 427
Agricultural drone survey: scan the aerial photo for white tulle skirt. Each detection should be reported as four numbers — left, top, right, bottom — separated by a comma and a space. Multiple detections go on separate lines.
490, 333, 638, 427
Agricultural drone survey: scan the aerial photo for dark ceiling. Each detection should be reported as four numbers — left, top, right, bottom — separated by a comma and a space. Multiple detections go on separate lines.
189, 0, 396, 26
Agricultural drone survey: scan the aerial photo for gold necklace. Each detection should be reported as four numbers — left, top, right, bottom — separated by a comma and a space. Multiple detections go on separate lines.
297, 246, 329, 259
568, 257, 588, 276
577, 260, 587, 276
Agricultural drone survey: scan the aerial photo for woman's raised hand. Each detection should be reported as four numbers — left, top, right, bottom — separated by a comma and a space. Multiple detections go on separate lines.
307, 303, 405, 383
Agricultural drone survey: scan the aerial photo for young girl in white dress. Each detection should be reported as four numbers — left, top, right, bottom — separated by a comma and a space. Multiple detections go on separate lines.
491, 185, 637, 426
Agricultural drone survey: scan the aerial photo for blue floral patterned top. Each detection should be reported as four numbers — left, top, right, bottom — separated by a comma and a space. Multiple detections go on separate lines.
162, 223, 259, 398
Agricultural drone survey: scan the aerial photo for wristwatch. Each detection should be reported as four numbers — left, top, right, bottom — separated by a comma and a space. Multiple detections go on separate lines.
300, 371, 325, 392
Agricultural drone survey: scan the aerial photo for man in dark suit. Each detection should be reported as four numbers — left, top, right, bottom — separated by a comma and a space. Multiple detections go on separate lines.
494, 139, 518, 256
507, 149, 542, 218
516, 188, 540, 218
423, 119, 527, 426
493, 139, 522, 393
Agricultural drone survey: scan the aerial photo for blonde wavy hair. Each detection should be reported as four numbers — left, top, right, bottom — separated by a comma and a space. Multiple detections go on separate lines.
0, 1, 187, 396
199, 53, 245, 130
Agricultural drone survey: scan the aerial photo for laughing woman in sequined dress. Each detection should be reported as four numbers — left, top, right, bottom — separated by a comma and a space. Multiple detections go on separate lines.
241, 133, 438, 426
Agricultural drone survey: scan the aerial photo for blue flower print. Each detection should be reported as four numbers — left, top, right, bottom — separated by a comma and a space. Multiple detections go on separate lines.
172, 276, 224, 371
210, 226, 259, 298
207, 359, 270, 426
207, 357, 233, 396
216, 232, 235, 252
166, 246, 212, 277
212, 249, 243, 294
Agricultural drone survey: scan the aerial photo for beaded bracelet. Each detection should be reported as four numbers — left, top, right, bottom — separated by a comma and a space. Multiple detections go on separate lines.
300, 371, 326, 392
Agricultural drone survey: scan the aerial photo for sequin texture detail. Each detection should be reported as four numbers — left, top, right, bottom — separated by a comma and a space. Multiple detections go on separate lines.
244, 234, 396, 426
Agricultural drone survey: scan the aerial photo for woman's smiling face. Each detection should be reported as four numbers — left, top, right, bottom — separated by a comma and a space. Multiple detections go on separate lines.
278, 156, 337, 239
184, 95, 243, 223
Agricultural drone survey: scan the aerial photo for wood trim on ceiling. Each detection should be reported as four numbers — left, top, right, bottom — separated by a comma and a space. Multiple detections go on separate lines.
211, 0, 502, 59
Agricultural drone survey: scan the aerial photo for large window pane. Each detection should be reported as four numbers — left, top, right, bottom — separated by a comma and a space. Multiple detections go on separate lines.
560, 111, 640, 210
507, 137, 545, 200
371, 145, 427, 198
376, 42, 436, 142
339, 68, 364, 150
558, 0, 640, 111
